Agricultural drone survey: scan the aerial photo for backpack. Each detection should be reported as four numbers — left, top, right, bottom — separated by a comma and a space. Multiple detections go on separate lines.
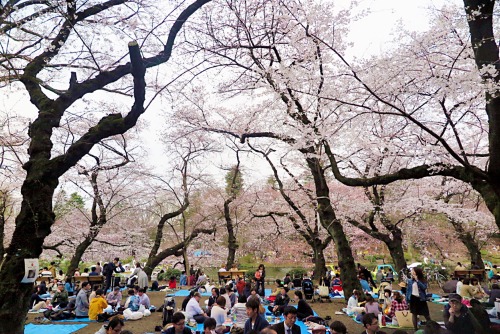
102, 263, 109, 276
162, 297, 176, 326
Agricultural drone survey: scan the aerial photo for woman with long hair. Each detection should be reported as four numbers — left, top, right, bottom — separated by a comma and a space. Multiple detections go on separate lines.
405, 267, 431, 330
255, 264, 266, 296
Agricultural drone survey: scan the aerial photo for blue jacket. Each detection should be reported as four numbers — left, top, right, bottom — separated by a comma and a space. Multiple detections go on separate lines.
405, 278, 428, 302
244, 315, 269, 334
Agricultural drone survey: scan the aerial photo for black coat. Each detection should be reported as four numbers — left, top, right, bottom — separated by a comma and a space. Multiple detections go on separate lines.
270, 322, 301, 334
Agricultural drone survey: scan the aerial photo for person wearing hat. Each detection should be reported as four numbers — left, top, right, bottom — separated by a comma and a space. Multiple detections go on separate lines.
443, 293, 483, 334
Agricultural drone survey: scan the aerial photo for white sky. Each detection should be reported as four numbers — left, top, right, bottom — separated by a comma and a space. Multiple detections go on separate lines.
3, 0, 463, 183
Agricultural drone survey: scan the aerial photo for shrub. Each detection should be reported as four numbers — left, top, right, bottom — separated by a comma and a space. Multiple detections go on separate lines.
158, 268, 182, 281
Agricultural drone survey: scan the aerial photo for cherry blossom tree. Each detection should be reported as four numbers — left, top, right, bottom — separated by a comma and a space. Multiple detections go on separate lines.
0, 0, 212, 332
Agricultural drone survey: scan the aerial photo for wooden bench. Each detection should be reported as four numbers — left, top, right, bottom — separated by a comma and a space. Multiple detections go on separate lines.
35, 276, 52, 285
454, 269, 485, 281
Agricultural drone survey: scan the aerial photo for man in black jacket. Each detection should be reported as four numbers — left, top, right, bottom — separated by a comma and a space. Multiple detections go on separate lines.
270, 306, 301, 334
103, 257, 124, 293
268, 287, 290, 316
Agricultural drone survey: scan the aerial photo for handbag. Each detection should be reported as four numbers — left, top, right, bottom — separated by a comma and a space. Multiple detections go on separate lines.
318, 283, 329, 297
395, 310, 413, 328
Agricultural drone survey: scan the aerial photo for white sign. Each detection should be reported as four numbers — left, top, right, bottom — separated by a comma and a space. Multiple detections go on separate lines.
21, 258, 39, 283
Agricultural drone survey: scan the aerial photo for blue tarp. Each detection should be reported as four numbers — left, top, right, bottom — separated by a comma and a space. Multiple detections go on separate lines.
24, 323, 87, 334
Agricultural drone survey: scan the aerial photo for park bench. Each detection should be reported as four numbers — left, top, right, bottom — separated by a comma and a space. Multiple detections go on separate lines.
453, 269, 485, 281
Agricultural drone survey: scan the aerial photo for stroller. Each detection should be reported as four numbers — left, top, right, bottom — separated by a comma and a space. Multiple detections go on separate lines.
301, 278, 315, 303
162, 296, 176, 327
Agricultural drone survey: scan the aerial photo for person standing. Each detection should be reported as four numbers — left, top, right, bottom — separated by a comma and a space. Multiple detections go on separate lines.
270, 306, 301, 334
255, 264, 265, 296
405, 267, 431, 330
95, 262, 102, 275
103, 257, 125, 293
75, 282, 91, 317
133, 262, 149, 289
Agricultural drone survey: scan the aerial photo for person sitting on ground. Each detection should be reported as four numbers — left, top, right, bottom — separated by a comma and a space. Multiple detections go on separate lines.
29, 286, 49, 311
106, 286, 122, 309
443, 293, 482, 334
95, 316, 125, 334
179, 271, 187, 287
64, 278, 75, 297
138, 288, 150, 309
414, 320, 446, 334
243, 282, 252, 299
248, 288, 262, 302
181, 290, 196, 311
459, 278, 475, 299
186, 291, 208, 323
330, 321, 347, 334
343, 289, 364, 315
294, 290, 313, 320
484, 283, 500, 306
52, 282, 69, 308
270, 279, 284, 296
469, 298, 491, 333
364, 294, 380, 317
203, 317, 217, 334
211, 296, 229, 332
380, 289, 392, 315
359, 273, 372, 293
88, 289, 107, 321
164, 312, 192, 334
196, 271, 208, 286
470, 277, 486, 299
223, 285, 236, 308
168, 276, 177, 290
232, 294, 249, 328
358, 263, 377, 289
124, 289, 140, 311
244, 297, 269, 334
270, 306, 300, 334
56, 269, 65, 281
89, 266, 99, 276
236, 277, 246, 295
75, 282, 91, 317
387, 291, 408, 321
268, 287, 290, 316
207, 287, 219, 314
362, 313, 387, 334
283, 273, 292, 289
455, 262, 466, 271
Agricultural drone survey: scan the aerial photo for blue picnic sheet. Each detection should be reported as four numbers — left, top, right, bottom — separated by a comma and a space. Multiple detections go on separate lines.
54, 317, 94, 322
24, 323, 87, 334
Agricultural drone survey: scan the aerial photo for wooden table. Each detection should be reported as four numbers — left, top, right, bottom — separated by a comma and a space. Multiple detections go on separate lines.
218, 270, 247, 282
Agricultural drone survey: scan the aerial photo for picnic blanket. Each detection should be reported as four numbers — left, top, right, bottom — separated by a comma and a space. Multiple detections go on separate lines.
24, 323, 87, 334
54, 317, 94, 322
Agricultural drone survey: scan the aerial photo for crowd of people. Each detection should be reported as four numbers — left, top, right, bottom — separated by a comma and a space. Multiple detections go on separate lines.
29, 259, 500, 334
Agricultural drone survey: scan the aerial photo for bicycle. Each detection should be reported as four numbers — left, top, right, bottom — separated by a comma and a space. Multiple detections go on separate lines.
424, 268, 446, 288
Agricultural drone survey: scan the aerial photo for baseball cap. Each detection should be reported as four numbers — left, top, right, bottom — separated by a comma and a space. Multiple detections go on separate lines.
448, 293, 462, 302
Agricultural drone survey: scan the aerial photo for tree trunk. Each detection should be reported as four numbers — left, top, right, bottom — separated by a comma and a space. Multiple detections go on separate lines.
312, 245, 327, 280
306, 157, 361, 299
460, 233, 485, 269
66, 237, 94, 277
183, 249, 190, 274
386, 236, 407, 276
0, 178, 57, 334
224, 198, 238, 269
